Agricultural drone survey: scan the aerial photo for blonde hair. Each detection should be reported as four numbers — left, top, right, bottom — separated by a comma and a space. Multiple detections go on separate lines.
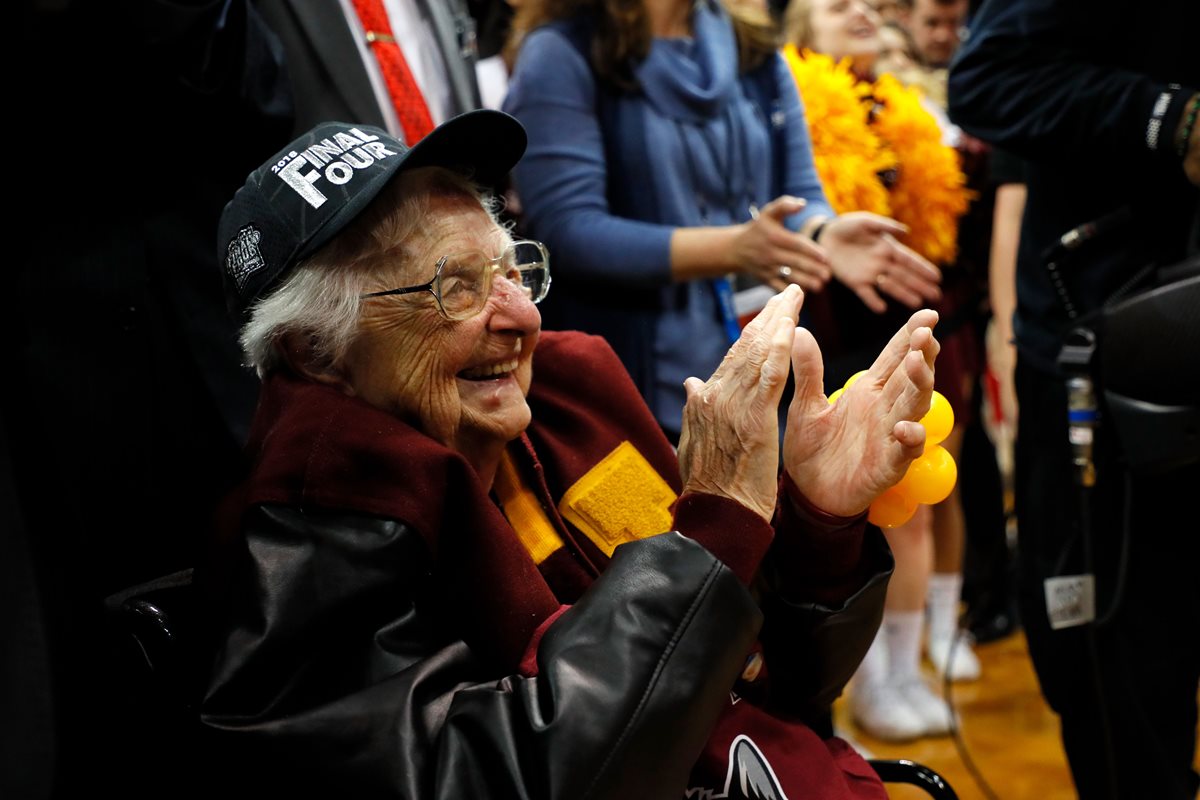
783, 0, 817, 50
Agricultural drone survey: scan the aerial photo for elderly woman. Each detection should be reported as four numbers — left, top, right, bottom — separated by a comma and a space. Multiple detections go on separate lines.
199, 110, 941, 798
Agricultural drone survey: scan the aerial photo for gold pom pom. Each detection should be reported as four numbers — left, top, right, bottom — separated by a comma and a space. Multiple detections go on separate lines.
782, 47, 973, 265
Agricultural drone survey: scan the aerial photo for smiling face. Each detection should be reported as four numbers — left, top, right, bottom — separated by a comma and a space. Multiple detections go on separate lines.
336, 169, 540, 468
806, 0, 882, 71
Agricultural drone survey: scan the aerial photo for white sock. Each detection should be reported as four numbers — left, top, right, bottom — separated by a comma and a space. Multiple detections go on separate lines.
927, 572, 963, 644
884, 610, 924, 683
856, 626, 890, 688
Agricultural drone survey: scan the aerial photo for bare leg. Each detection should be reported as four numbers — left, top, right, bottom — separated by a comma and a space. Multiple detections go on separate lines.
928, 424, 982, 680
851, 505, 951, 740
884, 503, 934, 613
932, 425, 966, 574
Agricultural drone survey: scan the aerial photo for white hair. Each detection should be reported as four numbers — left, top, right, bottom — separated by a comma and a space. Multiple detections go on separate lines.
239, 168, 505, 377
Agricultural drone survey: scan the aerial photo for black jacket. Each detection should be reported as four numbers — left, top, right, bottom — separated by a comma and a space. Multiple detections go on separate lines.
199, 506, 890, 798
196, 333, 892, 798
947, 0, 1199, 371
203, 508, 755, 797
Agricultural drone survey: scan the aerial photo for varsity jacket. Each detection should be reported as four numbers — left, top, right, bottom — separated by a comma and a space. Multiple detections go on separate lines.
196, 331, 891, 798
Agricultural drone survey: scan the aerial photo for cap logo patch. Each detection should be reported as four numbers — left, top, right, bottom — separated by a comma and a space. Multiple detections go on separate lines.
227, 225, 265, 290
274, 128, 398, 209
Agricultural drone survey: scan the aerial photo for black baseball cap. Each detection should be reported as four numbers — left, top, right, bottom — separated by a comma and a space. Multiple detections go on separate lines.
217, 109, 527, 317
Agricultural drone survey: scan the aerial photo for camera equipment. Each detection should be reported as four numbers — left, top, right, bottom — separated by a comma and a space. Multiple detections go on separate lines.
1058, 329, 1099, 486
1049, 218, 1199, 475
1092, 259, 1200, 473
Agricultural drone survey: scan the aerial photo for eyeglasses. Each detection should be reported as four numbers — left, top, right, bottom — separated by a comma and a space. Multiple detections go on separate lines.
359, 239, 551, 321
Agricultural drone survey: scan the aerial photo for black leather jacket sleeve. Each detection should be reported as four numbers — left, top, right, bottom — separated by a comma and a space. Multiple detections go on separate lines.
199, 504, 763, 798
758, 527, 893, 734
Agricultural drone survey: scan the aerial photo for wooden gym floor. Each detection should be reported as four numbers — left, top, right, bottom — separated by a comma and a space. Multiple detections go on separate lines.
833, 631, 1075, 799
832, 631, 1200, 799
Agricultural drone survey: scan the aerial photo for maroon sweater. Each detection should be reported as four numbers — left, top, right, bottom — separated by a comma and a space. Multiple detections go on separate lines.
220, 330, 886, 799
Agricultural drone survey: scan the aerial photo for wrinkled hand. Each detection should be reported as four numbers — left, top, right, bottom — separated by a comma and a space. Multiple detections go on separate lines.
732, 196, 832, 292
822, 212, 942, 313
783, 309, 940, 517
678, 286, 804, 522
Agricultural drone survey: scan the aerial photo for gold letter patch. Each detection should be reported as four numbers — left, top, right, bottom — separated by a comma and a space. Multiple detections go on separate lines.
559, 441, 677, 556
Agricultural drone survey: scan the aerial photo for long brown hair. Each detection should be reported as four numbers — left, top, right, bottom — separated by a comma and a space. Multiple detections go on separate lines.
506, 0, 779, 90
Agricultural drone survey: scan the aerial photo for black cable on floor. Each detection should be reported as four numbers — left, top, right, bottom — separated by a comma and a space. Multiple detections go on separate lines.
943, 628, 1001, 800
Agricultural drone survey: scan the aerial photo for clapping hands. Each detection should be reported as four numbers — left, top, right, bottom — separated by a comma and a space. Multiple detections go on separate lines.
821, 212, 943, 313
678, 286, 939, 521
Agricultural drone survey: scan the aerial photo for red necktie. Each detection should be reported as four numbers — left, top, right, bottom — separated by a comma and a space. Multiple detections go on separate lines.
350, 0, 435, 144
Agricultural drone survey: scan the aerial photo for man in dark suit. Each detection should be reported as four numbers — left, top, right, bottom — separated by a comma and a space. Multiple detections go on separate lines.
256, 0, 483, 138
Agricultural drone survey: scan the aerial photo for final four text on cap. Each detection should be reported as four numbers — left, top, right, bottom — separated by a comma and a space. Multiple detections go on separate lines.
274, 128, 398, 209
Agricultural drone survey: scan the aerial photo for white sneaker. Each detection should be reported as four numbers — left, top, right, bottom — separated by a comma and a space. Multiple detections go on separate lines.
894, 677, 954, 736
849, 681, 927, 742
927, 632, 982, 682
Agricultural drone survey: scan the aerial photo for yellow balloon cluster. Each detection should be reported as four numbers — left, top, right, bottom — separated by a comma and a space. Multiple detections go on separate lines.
829, 371, 958, 528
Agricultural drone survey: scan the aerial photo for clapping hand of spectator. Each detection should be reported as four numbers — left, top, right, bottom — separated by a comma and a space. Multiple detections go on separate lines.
821, 212, 943, 313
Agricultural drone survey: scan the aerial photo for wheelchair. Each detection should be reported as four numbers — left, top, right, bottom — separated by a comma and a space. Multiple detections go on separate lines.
105, 569, 958, 799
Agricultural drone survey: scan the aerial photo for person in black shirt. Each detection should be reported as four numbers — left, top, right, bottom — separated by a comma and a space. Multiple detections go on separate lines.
948, 2, 1199, 798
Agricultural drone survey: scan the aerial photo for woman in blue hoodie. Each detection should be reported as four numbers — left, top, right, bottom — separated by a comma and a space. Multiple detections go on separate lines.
503, 0, 941, 439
